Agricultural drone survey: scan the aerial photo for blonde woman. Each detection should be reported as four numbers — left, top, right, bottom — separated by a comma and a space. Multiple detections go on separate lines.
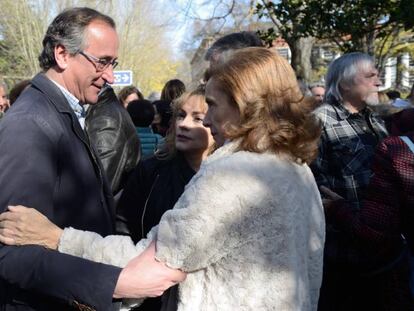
117, 85, 214, 244
0, 48, 325, 310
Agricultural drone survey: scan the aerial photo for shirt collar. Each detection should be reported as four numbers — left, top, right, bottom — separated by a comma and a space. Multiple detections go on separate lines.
331, 99, 371, 121
49, 79, 86, 129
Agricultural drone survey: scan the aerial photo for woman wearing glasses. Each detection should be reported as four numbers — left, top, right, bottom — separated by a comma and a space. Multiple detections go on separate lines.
0, 48, 325, 310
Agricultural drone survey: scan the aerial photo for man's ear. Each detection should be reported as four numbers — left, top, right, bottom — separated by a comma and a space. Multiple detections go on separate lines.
54, 44, 70, 70
339, 82, 351, 92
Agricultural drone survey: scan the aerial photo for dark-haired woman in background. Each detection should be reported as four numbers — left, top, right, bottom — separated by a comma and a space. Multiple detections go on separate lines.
160, 79, 185, 102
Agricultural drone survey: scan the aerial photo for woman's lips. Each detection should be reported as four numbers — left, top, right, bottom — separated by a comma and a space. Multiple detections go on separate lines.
176, 134, 191, 141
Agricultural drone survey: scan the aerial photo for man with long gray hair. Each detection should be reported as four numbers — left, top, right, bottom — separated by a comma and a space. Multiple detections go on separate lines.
311, 52, 388, 310
0, 7, 183, 311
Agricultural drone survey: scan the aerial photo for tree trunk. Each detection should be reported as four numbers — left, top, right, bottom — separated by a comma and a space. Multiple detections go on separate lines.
396, 54, 403, 89
364, 31, 376, 58
289, 37, 315, 83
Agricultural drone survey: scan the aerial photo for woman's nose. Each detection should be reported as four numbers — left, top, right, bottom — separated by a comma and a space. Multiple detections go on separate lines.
178, 117, 191, 128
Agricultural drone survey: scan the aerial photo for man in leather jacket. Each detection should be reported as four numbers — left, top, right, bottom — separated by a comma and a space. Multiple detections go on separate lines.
86, 86, 141, 196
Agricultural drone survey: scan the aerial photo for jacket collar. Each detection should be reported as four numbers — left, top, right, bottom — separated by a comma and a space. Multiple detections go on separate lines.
204, 139, 240, 167
31, 72, 75, 114
31, 72, 87, 139
330, 99, 372, 121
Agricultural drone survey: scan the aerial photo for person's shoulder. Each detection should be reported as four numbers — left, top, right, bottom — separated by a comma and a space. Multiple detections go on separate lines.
87, 100, 124, 123
380, 134, 414, 150
134, 155, 169, 177
2, 87, 55, 128
313, 103, 334, 115
206, 142, 264, 166
206, 147, 283, 176
372, 135, 414, 165
313, 103, 339, 124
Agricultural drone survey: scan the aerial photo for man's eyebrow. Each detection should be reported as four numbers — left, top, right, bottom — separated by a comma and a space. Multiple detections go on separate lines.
98, 55, 117, 61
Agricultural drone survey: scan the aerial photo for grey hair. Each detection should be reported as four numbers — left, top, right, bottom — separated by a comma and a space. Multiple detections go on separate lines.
309, 83, 325, 90
39, 7, 115, 71
325, 52, 374, 104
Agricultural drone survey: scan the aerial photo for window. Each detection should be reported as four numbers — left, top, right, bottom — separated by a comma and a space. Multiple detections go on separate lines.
277, 48, 289, 60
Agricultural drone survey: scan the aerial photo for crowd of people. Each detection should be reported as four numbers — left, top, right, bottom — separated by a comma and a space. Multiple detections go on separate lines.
0, 6, 413, 311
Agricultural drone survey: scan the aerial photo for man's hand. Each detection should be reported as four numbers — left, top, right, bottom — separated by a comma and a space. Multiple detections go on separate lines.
113, 241, 186, 298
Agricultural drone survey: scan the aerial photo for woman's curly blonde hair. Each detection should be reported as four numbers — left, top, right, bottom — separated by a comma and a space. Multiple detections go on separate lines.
206, 47, 321, 164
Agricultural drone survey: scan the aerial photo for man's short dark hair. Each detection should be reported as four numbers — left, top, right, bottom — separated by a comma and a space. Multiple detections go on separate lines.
39, 7, 116, 71
205, 31, 263, 61
127, 99, 155, 127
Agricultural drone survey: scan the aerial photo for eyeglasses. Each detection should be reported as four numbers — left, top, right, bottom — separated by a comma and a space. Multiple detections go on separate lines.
79, 51, 118, 71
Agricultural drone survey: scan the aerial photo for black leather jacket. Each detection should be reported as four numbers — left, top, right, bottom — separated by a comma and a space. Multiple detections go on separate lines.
86, 87, 140, 195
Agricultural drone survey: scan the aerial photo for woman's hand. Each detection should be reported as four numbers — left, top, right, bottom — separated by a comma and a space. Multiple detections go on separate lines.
0, 205, 63, 249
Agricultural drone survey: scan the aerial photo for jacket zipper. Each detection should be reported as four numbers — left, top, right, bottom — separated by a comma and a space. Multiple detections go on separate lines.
141, 174, 160, 239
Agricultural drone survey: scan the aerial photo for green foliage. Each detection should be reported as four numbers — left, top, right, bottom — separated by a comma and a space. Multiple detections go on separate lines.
255, 0, 414, 82
257, 28, 278, 47
0, 0, 180, 95
255, 0, 414, 54
255, 1, 311, 43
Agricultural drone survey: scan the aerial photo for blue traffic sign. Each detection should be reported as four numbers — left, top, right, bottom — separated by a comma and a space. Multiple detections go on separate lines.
112, 70, 133, 86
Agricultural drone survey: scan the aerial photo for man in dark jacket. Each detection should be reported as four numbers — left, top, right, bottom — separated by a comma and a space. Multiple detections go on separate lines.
0, 7, 183, 311
86, 86, 140, 196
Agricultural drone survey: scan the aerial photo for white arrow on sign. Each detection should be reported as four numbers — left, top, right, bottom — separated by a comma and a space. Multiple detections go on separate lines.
111, 70, 133, 86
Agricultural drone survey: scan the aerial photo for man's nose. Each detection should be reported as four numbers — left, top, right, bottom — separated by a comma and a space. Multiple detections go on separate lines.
375, 77, 382, 87
102, 66, 115, 84
203, 113, 211, 128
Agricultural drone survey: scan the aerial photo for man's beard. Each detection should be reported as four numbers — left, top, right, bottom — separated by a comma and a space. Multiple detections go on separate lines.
365, 92, 379, 106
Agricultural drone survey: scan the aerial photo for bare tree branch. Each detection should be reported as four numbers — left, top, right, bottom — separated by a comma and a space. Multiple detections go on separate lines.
184, 0, 236, 22
260, 0, 282, 31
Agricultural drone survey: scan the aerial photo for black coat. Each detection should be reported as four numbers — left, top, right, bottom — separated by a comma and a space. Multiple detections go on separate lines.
116, 152, 195, 242
86, 87, 140, 196
0, 73, 121, 311
116, 152, 195, 311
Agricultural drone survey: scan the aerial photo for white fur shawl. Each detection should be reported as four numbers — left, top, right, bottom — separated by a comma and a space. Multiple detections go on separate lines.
59, 141, 325, 310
